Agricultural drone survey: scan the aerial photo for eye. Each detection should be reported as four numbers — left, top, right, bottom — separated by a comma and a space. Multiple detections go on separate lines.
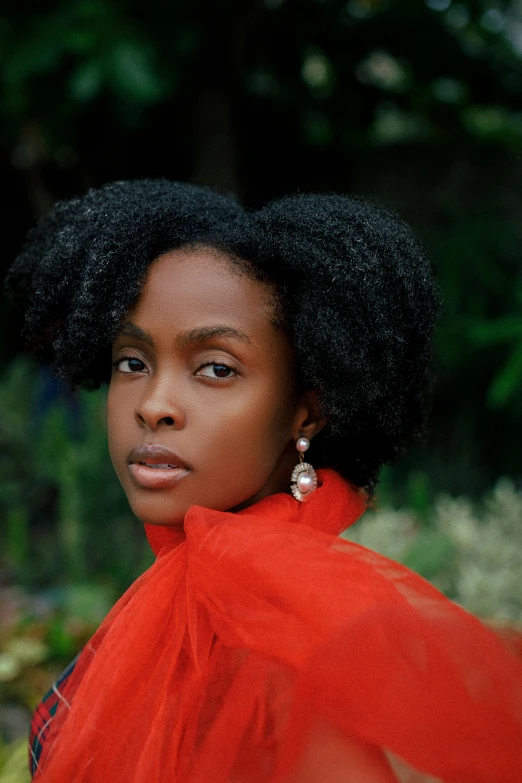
113, 356, 147, 374
196, 362, 236, 380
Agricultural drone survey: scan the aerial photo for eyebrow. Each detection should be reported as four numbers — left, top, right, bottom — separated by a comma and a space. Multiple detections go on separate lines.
175, 325, 251, 349
115, 322, 251, 349
116, 322, 154, 346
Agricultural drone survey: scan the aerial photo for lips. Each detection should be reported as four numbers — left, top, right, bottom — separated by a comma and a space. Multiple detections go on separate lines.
141, 464, 176, 469
127, 444, 190, 489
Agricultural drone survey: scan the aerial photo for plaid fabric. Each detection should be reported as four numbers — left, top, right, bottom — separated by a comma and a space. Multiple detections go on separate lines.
28, 656, 78, 777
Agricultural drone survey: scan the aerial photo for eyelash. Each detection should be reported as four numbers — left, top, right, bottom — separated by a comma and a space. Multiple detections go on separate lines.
196, 360, 237, 380
112, 356, 237, 380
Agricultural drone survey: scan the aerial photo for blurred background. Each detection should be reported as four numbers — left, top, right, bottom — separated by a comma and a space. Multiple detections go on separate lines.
1, 0, 522, 775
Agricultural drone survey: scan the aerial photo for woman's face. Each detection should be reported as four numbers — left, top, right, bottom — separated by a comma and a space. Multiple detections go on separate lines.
107, 246, 317, 527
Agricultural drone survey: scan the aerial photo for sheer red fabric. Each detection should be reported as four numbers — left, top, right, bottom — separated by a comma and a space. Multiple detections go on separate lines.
35, 470, 522, 782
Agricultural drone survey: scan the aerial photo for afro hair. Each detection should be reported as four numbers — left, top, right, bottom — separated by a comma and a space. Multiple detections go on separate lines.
5, 178, 441, 492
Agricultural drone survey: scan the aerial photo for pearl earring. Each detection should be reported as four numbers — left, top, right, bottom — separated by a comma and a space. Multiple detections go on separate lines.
290, 437, 318, 502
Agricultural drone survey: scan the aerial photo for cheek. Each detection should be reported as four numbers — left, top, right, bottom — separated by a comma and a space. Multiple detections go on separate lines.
203, 380, 295, 468
106, 384, 132, 465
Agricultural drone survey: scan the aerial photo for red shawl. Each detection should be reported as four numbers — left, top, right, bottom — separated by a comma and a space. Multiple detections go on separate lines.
35, 470, 522, 782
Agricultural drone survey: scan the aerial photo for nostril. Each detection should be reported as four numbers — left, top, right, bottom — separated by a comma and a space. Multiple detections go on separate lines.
135, 409, 178, 429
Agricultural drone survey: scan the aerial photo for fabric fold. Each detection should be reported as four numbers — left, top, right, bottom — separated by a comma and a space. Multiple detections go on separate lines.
34, 470, 522, 782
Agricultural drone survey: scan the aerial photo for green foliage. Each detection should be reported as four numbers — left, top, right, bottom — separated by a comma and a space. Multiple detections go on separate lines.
0, 578, 114, 769
0, 0, 175, 140
415, 207, 522, 491
0, 739, 30, 783
0, 357, 152, 592
2, 0, 522, 152
403, 529, 456, 581
0, 358, 144, 757
465, 284, 522, 410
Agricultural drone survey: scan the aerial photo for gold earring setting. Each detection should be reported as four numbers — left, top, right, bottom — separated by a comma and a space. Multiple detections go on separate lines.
291, 437, 318, 502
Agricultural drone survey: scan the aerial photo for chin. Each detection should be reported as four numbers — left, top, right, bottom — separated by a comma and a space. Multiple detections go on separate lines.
128, 495, 188, 527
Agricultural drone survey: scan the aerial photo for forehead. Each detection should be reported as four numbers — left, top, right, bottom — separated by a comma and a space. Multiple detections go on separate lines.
127, 246, 277, 338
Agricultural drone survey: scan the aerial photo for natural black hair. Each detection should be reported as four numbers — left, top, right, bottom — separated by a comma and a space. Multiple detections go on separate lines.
5, 178, 441, 493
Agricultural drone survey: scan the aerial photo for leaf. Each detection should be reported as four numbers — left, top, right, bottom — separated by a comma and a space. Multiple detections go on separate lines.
4, 638, 49, 666
2, 15, 68, 84
0, 738, 31, 782
406, 470, 432, 523
0, 654, 21, 683
487, 342, 522, 408
65, 28, 100, 56
467, 316, 522, 346
45, 616, 76, 658
403, 530, 456, 580
62, 583, 115, 624
69, 58, 103, 102
108, 39, 167, 103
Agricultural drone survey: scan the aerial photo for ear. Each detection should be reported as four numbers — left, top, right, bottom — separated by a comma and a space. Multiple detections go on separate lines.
291, 389, 326, 443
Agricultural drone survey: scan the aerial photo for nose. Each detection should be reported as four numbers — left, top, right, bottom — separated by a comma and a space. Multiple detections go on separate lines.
134, 376, 185, 431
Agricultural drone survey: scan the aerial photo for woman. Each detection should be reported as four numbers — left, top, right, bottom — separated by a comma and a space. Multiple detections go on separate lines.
7, 179, 522, 782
